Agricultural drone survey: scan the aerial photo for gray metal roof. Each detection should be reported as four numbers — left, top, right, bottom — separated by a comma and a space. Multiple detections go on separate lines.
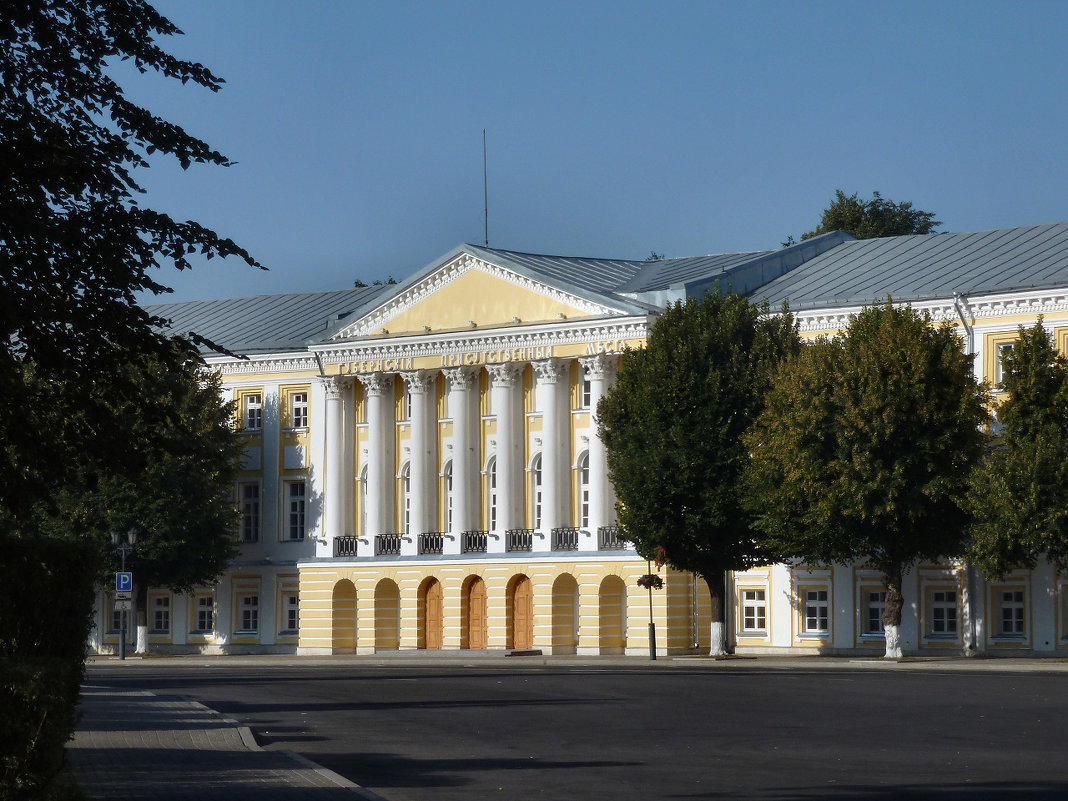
146, 286, 389, 355
751, 222, 1068, 309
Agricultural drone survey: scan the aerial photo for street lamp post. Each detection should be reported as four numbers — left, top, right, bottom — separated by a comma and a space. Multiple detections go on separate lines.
647, 559, 656, 661
111, 528, 137, 660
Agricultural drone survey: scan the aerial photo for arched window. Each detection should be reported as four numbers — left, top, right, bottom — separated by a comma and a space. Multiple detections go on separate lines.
400, 462, 411, 535
578, 452, 590, 528
486, 457, 498, 531
359, 465, 368, 536
531, 454, 543, 529
443, 461, 454, 532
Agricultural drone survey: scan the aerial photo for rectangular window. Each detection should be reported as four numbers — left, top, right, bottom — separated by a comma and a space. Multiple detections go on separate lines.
741, 589, 766, 632
152, 595, 170, 633
285, 482, 306, 541
283, 593, 299, 634
998, 589, 1025, 636
929, 590, 958, 636
239, 482, 260, 543
995, 342, 1014, 384
238, 594, 259, 632
863, 590, 886, 635
290, 391, 308, 428
581, 376, 592, 409
803, 589, 829, 634
244, 393, 262, 431
194, 595, 214, 633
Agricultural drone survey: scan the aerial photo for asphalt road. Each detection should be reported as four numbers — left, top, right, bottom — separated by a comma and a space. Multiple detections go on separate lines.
87, 660, 1068, 800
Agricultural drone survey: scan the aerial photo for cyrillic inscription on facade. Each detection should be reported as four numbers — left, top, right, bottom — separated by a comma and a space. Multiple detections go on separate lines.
440, 346, 553, 367
343, 357, 415, 373
585, 340, 627, 354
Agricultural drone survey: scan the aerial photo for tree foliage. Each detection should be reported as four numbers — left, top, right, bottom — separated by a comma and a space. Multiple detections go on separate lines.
967, 321, 1068, 577
743, 302, 988, 654
598, 292, 799, 645
800, 190, 941, 241
0, 0, 262, 518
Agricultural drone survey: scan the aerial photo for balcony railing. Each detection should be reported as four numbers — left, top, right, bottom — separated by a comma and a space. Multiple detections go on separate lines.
461, 530, 488, 554
334, 535, 358, 558
598, 525, 626, 550
505, 528, 534, 552
551, 526, 580, 551
419, 532, 444, 555
375, 533, 403, 556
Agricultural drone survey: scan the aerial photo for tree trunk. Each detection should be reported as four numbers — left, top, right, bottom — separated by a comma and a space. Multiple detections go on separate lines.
705, 572, 727, 656
135, 582, 149, 654
882, 565, 904, 659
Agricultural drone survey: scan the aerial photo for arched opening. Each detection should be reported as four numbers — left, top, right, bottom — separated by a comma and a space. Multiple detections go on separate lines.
419, 576, 443, 650
577, 452, 590, 528
374, 578, 400, 651
331, 579, 357, 654
551, 573, 579, 655
598, 575, 627, 655
508, 573, 534, 651
530, 453, 543, 529
485, 456, 498, 531
399, 462, 411, 535
442, 460, 454, 532
462, 575, 487, 650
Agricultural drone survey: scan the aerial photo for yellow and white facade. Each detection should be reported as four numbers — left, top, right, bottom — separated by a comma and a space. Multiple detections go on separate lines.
89, 223, 1068, 657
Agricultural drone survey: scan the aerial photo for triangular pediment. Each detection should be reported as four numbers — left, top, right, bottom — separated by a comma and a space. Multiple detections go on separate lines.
330, 251, 624, 340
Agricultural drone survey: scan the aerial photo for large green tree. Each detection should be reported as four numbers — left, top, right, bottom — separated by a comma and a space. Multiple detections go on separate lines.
798, 189, 941, 242
1, 0, 262, 519
598, 292, 799, 655
968, 321, 1068, 578
744, 302, 988, 657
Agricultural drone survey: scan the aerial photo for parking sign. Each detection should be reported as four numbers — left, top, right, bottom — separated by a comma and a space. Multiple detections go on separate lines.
115, 572, 133, 593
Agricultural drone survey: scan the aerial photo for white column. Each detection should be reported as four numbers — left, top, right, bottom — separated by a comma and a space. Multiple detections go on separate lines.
581, 354, 618, 536
358, 372, 393, 538
401, 370, 436, 540
488, 363, 522, 532
320, 376, 346, 542
534, 359, 568, 531
445, 367, 478, 533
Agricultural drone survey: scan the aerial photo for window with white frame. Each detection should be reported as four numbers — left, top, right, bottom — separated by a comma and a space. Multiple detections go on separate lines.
290, 391, 308, 428
928, 589, 958, 636
531, 454, 543, 529
400, 463, 411, 535
443, 461, 454, 531
238, 593, 259, 632
997, 588, 1026, 636
108, 597, 131, 635
578, 452, 590, 528
995, 342, 1015, 384
244, 393, 262, 431
239, 482, 260, 543
580, 375, 592, 409
802, 589, 829, 634
863, 590, 886, 635
741, 589, 766, 632
284, 481, 306, 541
282, 592, 299, 634
486, 457, 497, 530
194, 594, 214, 633
152, 595, 170, 633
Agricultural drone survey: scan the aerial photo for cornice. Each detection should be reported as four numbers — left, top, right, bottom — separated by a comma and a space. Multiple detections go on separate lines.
330, 252, 622, 340
207, 352, 319, 377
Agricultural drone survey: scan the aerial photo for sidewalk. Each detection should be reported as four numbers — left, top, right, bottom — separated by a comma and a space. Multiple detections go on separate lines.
68, 684, 387, 800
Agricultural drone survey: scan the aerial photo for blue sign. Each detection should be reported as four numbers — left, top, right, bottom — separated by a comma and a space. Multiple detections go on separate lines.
115, 572, 133, 593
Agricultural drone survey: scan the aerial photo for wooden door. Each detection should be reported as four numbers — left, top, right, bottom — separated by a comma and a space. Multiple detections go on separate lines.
425, 580, 443, 650
468, 577, 487, 650
513, 576, 533, 650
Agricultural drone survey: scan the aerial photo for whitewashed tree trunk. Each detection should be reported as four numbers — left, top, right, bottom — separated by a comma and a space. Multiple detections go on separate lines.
706, 571, 728, 657
709, 620, 726, 656
883, 623, 902, 658
883, 566, 905, 659
136, 623, 148, 653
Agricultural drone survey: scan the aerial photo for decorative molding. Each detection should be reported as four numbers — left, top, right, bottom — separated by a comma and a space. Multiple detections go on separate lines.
331, 253, 620, 340
580, 353, 619, 381
318, 375, 346, 401
399, 369, 434, 394
357, 372, 391, 396
486, 362, 523, 388
532, 358, 567, 384
444, 366, 478, 392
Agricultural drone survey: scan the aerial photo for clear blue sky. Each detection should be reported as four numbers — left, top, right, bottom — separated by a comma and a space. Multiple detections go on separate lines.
125, 0, 1068, 303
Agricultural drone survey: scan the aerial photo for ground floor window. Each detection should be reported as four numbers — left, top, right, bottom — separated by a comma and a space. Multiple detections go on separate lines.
193, 594, 215, 633
928, 589, 958, 637
863, 590, 886, 635
238, 593, 259, 633
741, 589, 766, 632
152, 595, 171, 633
997, 588, 1026, 637
802, 589, 829, 634
283, 592, 299, 634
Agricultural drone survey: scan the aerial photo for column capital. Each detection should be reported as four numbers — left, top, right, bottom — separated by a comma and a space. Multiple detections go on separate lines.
580, 353, 618, 381
399, 369, 435, 395
444, 365, 479, 392
357, 372, 391, 397
319, 375, 349, 401
532, 358, 567, 384
487, 362, 523, 389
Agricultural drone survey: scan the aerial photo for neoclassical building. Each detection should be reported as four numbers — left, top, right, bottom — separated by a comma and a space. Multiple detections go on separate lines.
88, 221, 1068, 657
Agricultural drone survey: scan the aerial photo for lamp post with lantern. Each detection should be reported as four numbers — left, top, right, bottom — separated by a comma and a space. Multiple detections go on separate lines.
111, 528, 137, 660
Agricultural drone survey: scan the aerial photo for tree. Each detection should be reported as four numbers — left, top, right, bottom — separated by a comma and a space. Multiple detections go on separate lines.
967, 321, 1068, 578
799, 190, 941, 241
598, 292, 799, 655
744, 302, 988, 657
1, 0, 262, 518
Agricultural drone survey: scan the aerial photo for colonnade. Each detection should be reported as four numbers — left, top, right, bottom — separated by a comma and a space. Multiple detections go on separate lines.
319, 355, 619, 556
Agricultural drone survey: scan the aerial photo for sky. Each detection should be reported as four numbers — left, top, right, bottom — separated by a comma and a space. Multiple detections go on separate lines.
123, 0, 1068, 303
